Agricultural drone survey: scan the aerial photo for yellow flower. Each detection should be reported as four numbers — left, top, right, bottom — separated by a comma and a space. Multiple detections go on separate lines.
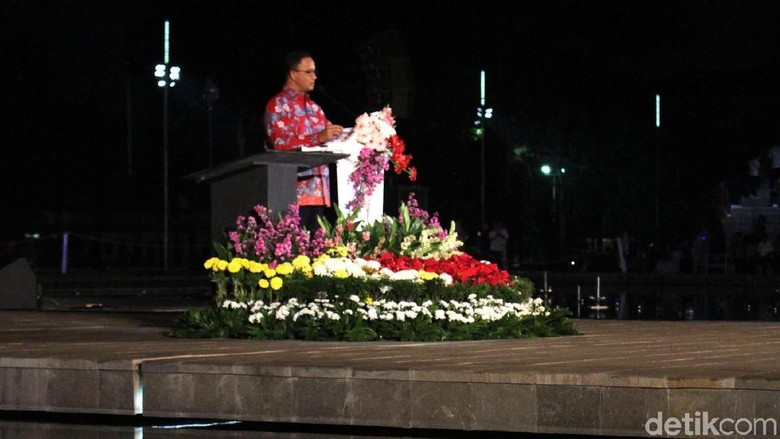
258, 279, 270, 289
327, 246, 348, 257
216, 259, 229, 271
203, 257, 219, 270
333, 269, 349, 279
270, 276, 283, 290
314, 254, 330, 264
276, 262, 294, 276
240, 258, 251, 269
263, 267, 276, 278
292, 255, 311, 270
248, 261, 264, 273
365, 297, 373, 306
418, 270, 439, 281
227, 258, 243, 273
298, 264, 313, 277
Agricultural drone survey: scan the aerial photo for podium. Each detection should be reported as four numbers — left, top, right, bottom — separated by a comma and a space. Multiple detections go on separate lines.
187, 150, 347, 243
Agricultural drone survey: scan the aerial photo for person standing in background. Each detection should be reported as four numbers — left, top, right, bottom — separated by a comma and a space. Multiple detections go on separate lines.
747, 155, 761, 199
767, 144, 780, 206
488, 221, 509, 269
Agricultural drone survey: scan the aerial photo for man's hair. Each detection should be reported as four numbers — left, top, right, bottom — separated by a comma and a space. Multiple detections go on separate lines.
283, 50, 311, 81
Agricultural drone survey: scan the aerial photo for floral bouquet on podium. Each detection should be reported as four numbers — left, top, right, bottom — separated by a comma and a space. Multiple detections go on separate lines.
347, 106, 416, 211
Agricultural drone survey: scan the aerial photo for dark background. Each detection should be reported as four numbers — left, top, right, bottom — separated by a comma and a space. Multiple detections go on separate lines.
3, 0, 780, 269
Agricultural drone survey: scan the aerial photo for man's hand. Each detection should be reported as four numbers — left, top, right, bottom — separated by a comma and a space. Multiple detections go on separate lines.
317, 124, 344, 143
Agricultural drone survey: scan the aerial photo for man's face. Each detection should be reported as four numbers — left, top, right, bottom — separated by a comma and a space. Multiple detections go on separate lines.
289, 57, 317, 93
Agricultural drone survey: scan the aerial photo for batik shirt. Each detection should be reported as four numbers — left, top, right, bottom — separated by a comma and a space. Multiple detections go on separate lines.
264, 86, 331, 207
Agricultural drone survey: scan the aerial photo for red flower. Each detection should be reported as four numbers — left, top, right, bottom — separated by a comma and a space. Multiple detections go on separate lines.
372, 252, 513, 286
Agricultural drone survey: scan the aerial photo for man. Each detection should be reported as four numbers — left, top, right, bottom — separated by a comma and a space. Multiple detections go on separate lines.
264, 50, 344, 230
488, 221, 509, 269
768, 143, 780, 207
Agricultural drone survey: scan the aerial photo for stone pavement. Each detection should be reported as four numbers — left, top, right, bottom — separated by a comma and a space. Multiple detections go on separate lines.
2, 310, 780, 437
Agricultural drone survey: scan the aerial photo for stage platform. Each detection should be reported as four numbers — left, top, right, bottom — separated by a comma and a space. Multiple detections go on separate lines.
2, 311, 780, 437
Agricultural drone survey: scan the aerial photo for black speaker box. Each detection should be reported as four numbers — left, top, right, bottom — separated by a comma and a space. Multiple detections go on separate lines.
0, 257, 38, 309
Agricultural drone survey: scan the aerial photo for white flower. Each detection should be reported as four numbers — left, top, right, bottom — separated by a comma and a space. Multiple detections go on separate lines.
383, 301, 398, 310
324, 257, 347, 273
313, 263, 329, 277
390, 269, 419, 281
275, 306, 290, 320
434, 309, 446, 320
360, 259, 382, 272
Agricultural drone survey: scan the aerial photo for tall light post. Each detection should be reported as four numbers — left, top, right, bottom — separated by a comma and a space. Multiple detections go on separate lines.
154, 20, 180, 271
541, 164, 566, 254
655, 93, 661, 246
474, 70, 492, 254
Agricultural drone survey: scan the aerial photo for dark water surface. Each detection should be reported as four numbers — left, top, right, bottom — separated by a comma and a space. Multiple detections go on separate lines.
0, 412, 607, 438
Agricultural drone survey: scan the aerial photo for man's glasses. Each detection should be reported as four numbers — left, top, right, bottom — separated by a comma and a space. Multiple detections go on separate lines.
294, 69, 317, 76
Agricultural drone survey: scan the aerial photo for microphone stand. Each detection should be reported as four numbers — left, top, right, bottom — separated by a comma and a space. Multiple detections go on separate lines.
315, 85, 358, 121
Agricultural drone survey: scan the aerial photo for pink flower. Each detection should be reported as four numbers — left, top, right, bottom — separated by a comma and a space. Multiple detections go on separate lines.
348, 106, 416, 212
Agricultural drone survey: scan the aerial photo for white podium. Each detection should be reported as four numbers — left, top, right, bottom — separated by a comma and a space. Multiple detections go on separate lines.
305, 129, 384, 225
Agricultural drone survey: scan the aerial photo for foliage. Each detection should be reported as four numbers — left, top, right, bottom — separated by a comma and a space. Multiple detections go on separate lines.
318, 193, 462, 259
172, 295, 578, 341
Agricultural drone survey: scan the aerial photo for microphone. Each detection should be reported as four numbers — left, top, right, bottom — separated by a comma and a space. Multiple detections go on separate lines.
315, 84, 358, 120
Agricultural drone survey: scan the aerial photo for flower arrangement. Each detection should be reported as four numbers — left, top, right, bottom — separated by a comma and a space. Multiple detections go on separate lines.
173, 194, 578, 341
318, 193, 462, 260
227, 204, 325, 265
347, 107, 416, 212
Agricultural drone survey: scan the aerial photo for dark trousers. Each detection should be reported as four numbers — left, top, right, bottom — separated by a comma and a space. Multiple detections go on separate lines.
299, 206, 325, 232
748, 176, 760, 196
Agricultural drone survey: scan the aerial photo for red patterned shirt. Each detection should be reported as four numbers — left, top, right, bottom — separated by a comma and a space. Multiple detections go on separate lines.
264, 86, 331, 207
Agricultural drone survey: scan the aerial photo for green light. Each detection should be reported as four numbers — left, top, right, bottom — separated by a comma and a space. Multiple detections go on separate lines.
480, 70, 486, 106
541, 165, 551, 175
164, 20, 170, 64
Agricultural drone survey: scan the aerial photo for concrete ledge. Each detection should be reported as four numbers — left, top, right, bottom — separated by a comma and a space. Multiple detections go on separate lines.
0, 359, 136, 415
4, 312, 780, 436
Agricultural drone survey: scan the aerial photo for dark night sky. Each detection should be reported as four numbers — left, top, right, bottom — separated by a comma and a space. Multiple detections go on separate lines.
3, 0, 780, 256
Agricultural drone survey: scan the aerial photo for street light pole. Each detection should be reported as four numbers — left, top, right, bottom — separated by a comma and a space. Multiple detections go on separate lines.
541, 165, 566, 255
475, 70, 493, 256
655, 93, 661, 247
163, 82, 169, 271
480, 71, 486, 231
154, 20, 180, 272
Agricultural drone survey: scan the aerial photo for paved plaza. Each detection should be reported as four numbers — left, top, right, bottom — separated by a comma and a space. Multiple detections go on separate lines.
2, 311, 780, 437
